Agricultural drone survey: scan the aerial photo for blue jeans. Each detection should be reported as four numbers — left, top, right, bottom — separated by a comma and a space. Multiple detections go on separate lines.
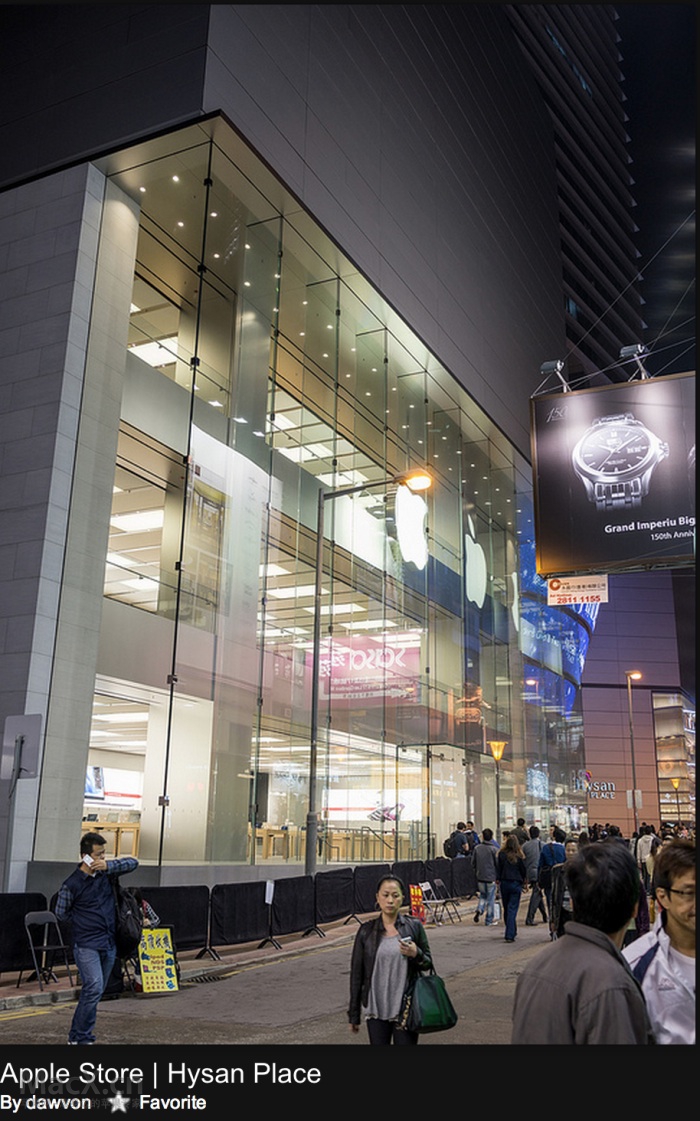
500, 880, 523, 941
477, 881, 497, 924
69, 945, 116, 1043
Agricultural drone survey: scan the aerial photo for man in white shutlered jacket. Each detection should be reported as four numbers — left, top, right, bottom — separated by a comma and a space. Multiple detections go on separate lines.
623, 838, 695, 1045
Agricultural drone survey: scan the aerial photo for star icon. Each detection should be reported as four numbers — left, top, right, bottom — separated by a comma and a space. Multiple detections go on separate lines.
108, 1092, 130, 1113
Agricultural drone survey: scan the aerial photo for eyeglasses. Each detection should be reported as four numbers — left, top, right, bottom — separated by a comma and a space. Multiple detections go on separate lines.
666, 888, 696, 899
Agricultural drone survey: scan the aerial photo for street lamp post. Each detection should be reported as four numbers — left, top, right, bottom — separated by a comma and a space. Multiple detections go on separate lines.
625, 670, 642, 833
487, 740, 507, 834
305, 468, 432, 877
671, 777, 681, 825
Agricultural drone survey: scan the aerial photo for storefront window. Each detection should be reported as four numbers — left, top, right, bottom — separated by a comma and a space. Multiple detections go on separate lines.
79, 122, 595, 866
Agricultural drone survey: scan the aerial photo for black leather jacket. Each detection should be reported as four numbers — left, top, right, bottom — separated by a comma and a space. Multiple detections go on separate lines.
348, 912, 433, 1025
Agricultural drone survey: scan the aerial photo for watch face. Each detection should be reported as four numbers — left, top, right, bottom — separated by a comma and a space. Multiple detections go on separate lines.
578, 422, 651, 476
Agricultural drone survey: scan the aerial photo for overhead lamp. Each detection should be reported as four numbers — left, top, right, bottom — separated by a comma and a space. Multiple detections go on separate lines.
619, 344, 650, 380
540, 359, 569, 392
488, 740, 507, 764
395, 468, 432, 492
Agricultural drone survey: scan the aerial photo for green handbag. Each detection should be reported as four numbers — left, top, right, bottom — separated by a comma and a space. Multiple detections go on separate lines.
399, 966, 458, 1034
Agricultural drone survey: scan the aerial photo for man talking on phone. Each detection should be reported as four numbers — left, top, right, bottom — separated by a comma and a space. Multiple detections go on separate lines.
55, 831, 138, 1045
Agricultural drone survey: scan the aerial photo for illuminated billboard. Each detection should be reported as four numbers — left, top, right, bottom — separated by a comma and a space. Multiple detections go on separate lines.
530, 372, 695, 576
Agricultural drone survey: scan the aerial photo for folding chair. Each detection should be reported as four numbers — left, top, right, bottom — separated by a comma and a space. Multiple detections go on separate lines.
431, 878, 462, 922
17, 911, 75, 991
417, 882, 446, 925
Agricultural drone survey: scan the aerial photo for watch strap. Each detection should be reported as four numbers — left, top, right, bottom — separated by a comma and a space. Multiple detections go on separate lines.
593, 477, 643, 510
591, 413, 636, 427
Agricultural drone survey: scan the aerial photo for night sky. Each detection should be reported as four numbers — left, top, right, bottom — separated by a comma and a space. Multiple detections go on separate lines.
615, 4, 696, 377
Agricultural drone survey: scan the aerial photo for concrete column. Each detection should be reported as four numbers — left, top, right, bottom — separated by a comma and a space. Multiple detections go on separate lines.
0, 166, 139, 887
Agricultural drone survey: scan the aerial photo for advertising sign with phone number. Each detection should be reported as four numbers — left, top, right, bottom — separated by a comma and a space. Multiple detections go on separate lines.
137, 927, 179, 993
547, 575, 609, 606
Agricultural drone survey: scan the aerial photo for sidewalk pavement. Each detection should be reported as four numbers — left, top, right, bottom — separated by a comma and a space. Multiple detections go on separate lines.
0, 895, 548, 1014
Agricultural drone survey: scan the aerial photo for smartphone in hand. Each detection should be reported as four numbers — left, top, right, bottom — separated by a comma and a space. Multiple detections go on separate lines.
82, 853, 95, 867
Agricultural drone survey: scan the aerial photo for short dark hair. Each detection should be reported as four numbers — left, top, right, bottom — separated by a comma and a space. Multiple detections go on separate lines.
466, 821, 474, 828
529, 825, 540, 839
482, 828, 493, 841
517, 818, 525, 827
456, 821, 467, 831
566, 841, 640, 934
80, 831, 106, 855
552, 826, 567, 844
653, 839, 695, 892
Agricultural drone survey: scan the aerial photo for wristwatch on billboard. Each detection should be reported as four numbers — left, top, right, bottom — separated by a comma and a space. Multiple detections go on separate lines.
571, 412, 669, 511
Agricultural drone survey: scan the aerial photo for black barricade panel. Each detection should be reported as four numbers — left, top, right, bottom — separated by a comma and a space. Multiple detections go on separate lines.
315, 867, 354, 924
451, 852, 477, 897
210, 882, 268, 947
271, 875, 315, 936
425, 857, 454, 895
391, 860, 426, 898
0, 893, 48, 971
353, 863, 390, 916
132, 885, 209, 951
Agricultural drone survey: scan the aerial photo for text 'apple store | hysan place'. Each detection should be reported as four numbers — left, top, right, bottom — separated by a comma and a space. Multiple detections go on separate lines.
2, 116, 600, 889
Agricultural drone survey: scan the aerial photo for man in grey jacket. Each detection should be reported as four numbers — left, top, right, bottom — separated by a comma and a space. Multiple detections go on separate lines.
472, 828, 499, 926
522, 825, 548, 926
511, 841, 655, 1044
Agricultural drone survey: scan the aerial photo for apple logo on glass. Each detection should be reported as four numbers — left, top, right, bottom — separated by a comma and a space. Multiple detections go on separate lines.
464, 515, 487, 608
395, 484, 429, 570
510, 570, 520, 632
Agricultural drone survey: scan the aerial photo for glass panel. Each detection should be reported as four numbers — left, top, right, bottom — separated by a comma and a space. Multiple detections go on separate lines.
90, 120, 605, 869
104, 426, 184, 617
654, 692, 695, 827
429, 746, 467, 855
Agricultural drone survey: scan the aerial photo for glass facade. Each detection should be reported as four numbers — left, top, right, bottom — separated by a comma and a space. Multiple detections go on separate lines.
77, 122, 593, 867
653, 692, 696, 827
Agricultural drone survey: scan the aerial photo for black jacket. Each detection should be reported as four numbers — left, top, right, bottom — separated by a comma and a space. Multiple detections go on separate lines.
348, 912, 432, 1025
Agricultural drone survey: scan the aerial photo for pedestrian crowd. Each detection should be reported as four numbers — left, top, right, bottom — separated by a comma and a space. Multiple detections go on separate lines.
348, 815, 695, 1047
48, 819, 694, 1049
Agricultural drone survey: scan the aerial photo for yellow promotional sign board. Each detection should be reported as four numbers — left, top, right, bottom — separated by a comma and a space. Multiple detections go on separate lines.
409, 884, 425, 923
137, 927, 179, 993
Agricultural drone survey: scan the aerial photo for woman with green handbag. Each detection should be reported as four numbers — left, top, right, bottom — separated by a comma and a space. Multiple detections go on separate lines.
348, 875, 433, 1045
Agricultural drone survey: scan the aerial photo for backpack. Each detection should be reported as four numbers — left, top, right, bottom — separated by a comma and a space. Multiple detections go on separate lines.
443, 831, 463, 858
111, 877, 144, 958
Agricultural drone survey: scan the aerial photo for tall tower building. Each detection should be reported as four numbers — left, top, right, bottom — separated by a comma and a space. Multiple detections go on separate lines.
507, 4, 645, 384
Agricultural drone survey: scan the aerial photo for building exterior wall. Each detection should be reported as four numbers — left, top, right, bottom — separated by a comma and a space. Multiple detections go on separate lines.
0, 4, 211, 185
0, 4, 565, 461
201, 4, 565, 459
0, 165, 113, 888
